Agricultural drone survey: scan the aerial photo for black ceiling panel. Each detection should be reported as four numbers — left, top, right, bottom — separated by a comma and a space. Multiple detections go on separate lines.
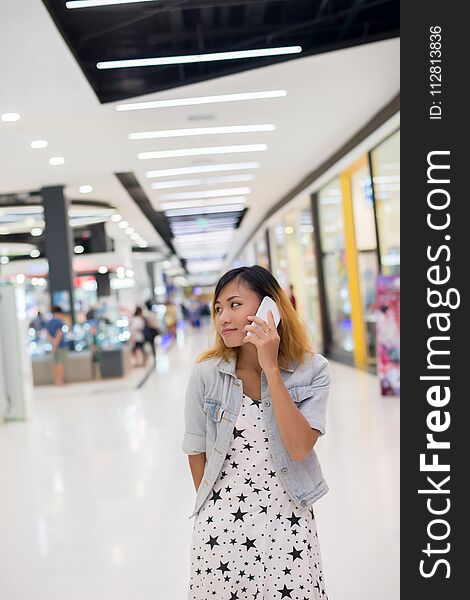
42, 0, 399, 103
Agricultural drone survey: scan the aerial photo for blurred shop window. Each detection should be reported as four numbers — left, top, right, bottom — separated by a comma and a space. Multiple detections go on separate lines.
255, 237, 270, 271
350, 162, 379, 369
269, 224, 289, 289
318, 179, 353, 358
371, 130, 400, 275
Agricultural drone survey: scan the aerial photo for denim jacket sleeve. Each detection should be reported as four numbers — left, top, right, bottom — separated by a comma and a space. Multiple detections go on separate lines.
182, 362, 207, 455
297, 354, 330, 436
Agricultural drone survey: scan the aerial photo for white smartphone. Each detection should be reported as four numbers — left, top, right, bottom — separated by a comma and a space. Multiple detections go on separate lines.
247, 296, 281, 336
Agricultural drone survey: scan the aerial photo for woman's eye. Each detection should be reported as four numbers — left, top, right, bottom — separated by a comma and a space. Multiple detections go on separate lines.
232, 302, 240, 308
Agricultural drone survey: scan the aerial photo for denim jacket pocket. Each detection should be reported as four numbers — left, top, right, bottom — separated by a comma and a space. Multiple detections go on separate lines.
203, 398, 224, 422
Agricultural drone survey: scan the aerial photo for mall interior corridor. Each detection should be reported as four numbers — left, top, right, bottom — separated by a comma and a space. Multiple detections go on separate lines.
0, 324, 399, 600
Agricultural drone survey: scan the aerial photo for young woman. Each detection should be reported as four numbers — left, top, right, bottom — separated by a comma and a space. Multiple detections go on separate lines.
182, 266, 330, 599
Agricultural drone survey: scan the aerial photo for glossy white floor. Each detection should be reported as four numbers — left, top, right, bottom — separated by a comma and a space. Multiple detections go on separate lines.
0, 324, 399, 599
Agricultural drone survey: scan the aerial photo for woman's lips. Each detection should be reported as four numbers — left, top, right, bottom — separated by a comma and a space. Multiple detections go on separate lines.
222, 328, 237, 335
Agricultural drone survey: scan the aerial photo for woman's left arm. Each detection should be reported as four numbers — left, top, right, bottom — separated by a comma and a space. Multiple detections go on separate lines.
265, 367, 320, 462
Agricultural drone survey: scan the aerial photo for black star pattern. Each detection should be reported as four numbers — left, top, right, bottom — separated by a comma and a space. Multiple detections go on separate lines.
231, 507, 248, 522
268, 470, 277, 478
244, 477, 253, 486
225, 485, 232, 492
229, 591, 238, 599
220, 471, 227, 480
233, 427, 246, 439
216, 560, 231, 574
259, 505, 268, 514
241, 536, 257, 550
248, 574, 255, 581
230, 538, 237, 545
276, 513, 282, 520
282, 567, 292, 575
255, 554, 262, 562
314, 581, 321, 592
225, 453, 231, 461
230, 461, 239, 469
196, 568, 201, 575
287, 546, 304, 561
206, 516, 213, 524
239, 570, 246, 577
251, 398, 261, 407
205, 535, 219, 550
252, 488, 262, 494
223, 528, 228, 533
243, 442, 254, 451
224, 575, 230, 582
277, 584, 294, 598
209, 489, 223, 505
292, 528, 299, 536
286, 511, 301, 527
205, 567, 212, 574
237, 492, 247, 503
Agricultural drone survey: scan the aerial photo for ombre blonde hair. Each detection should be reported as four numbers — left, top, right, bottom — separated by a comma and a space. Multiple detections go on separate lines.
197, 265, 313, 369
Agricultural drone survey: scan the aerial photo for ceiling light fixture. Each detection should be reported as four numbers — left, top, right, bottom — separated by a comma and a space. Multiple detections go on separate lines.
146, 162, 260, 178
31, 228, 43, 237
1, 113, 20, 122
110, 214, 122, 222
49, 156, 65, 166
30, 140, 48, 149
118, 221, 129, 229
30, 249, 40, 258
138, 144, 267, 160
116, 90, 287, 112
67, 0, 159, 8
74, 245, 85, 254
161, 197, 247, 211
151, 174, 254, 190
97, 47, 301, 70
79, 185, 93, 194
164, 205, 245, 218
160, 187, 251, 201
129, 124, 275, 140
125, 227, 135, 234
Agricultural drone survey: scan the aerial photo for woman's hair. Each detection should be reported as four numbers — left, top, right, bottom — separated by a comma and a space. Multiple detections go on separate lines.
197, 265, 313, 368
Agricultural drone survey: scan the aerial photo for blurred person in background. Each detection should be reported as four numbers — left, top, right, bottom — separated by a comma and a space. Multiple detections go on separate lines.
131, 306, 147, 367
165, 300, 177, 339
144, 301, 160, 360
45, 306, 68, 386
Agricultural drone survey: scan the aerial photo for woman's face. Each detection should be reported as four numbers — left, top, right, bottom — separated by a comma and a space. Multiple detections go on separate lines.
214, 279, 261, 348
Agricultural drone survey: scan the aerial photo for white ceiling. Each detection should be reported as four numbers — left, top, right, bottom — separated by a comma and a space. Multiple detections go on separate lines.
0, 0, 400, 278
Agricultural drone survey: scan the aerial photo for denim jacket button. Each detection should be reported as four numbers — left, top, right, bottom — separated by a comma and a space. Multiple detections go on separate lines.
234, 380, 241, 386
281, 467, 288, 474
301, 500, 307, 507
264, 400, 271, 407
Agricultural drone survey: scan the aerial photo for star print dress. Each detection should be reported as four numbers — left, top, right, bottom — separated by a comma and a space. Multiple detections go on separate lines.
188, 393, 328, 600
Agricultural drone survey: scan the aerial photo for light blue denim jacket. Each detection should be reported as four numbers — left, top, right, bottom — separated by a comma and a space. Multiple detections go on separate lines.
182, 352, 330, 519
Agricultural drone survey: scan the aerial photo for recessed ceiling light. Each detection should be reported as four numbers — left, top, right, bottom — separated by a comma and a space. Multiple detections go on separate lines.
30, 249, 40, 258
160, 187, 251, 201
130, 233, 140, 240
67, 0, 158, 8
146, 162, 260, 178
125, 269, 134, 278
129, 124, 275, 140
125, 227, 134, 234
97, 46, 302, 70
116, 90, 287, 112
151, 174, 254, 190
49, 156, 65, 166
137, 144, 267, 160
1, 112, 20, 122
98, 265, 108, 274
74, 245, 85, 254
31, 228, 43, 237
110, 214, 122, 222
0, 256, 9, 264
79, 185, 93, 194
16, 274, 26, 284
118, 221, 129, 229
137, 241, 148, 248
30, 140, 48, 149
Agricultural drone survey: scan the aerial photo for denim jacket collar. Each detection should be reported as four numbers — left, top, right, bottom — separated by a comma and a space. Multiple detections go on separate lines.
215, 353, 295, 376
